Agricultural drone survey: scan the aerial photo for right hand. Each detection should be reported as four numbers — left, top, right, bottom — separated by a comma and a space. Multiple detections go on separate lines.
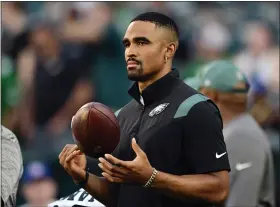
59, 144, 87, 183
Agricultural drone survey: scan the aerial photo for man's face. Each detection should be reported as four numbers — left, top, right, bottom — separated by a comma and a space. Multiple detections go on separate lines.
123, 21, 168, 82
23, 178, 57, 205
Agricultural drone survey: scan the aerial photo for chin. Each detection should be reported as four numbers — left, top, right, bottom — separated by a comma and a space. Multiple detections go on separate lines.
127, 69, 145, 81
127, 74, 144, 82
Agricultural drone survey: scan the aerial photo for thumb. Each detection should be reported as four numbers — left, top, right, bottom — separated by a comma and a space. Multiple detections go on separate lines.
131, 138, 144, 157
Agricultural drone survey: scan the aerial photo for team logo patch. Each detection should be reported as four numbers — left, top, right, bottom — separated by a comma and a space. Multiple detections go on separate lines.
149, 103, 169, 117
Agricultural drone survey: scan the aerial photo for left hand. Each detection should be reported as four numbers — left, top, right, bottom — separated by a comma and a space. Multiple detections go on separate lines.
98, 138, 154, 185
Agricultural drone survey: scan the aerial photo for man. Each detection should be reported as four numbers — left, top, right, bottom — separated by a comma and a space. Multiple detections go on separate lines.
17, 18, 93, 162
1, 125, 23, 207
19, 161, 58, 207
59, 12, 230, 207
181, 19, 231, 80
189, 60, 275, 207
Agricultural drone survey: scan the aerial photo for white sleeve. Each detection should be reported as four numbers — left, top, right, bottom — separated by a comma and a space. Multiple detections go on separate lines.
1, 126, 23, 206
48, 188, 105, 207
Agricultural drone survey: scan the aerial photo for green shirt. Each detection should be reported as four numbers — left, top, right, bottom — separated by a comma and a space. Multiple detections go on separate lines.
181, 59, 206, 80
1, 56, 20, 116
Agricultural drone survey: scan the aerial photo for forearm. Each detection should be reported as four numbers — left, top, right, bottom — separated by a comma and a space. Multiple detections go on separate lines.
85, 174, 117, 207
58, 80, 93, 120
62, 21, 106, 43
152, 171, 228, 204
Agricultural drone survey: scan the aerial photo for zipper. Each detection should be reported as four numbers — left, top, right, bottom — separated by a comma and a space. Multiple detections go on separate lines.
130, 103, 145, 158
134, 104, 145, 141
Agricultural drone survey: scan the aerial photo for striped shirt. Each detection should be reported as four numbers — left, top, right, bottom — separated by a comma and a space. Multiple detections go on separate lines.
1, 126, 23, 207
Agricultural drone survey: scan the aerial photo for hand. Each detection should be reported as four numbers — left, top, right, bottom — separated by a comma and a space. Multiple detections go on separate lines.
98, 138, 154, 185
59, 144, 87, 183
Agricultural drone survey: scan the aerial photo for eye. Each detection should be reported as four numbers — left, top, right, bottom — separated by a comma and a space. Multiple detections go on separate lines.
124, 42, 130, 48
137, 41, 146, 46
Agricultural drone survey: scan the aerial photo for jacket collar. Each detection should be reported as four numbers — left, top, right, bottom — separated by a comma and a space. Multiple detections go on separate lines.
128, 69, 179, 106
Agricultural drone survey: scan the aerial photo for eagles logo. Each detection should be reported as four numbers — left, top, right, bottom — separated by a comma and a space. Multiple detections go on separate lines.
149, 103, 169, 117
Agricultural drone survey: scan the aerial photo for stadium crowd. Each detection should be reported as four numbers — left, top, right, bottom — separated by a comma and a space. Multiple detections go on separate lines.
1, 1, 279, 206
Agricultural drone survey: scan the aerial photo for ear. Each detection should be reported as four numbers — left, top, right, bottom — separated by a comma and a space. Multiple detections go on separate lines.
165, 41, 177, 59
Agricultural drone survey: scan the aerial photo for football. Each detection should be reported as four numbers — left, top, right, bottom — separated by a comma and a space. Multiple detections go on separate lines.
71, 102, 120, 158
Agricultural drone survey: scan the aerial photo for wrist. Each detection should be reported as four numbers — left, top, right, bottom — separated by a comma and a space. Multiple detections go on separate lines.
74, 171, 89, 188
143, 168, 158, 188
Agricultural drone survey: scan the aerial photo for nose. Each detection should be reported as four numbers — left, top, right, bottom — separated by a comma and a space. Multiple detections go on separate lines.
125, 44, 138, 59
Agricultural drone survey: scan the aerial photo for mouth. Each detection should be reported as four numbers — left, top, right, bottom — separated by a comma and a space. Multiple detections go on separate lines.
127, 60, 139, 70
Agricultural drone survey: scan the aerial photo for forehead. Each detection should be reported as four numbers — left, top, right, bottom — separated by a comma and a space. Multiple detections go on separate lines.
124, 21, 160, 40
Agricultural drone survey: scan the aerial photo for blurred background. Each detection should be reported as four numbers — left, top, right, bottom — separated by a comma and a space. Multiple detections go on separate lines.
1, 1, 279, 206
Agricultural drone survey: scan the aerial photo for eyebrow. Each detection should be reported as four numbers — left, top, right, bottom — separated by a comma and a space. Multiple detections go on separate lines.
122, 37, 151, 45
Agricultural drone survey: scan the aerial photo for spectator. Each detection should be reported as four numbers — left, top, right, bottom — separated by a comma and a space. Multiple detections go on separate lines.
19, 161, 58, 207
59, 2, 111, 44
234, 21, 274, 78
17, 19, 94, 161
1, 125, 23, 207
1, 55, 21, 131
195, 61, 275, 207
249, 48, 279, 127
182, 19, 232, 79
1, 2, 29, 61
60, 2, 132, 110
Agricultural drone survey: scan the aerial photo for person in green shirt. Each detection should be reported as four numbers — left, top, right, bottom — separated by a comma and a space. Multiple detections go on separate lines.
1, 55, 21, 130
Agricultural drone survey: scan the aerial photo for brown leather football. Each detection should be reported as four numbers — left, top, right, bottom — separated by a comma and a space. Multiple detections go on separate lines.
71, 102, 120, 158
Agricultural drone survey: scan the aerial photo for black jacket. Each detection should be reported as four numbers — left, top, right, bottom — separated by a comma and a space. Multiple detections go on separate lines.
88, 69, 230, 207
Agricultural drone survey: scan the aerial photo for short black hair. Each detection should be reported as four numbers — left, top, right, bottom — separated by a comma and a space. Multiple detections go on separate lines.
130, 12, 179, 41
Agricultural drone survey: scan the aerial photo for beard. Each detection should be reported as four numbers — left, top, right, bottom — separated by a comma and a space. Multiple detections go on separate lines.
127, 68, 156, 82
128, 67, 146, 81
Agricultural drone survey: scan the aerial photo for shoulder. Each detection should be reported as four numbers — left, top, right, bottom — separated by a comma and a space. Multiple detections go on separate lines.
172, 92, 223, 139
1, 126, 21, 149
237, 115, 272, 149
171, 79, 222, 124
173, 84, 222, 121
187, 99, 223, 129
114, 99, 139, 119
225, 115, 272, 158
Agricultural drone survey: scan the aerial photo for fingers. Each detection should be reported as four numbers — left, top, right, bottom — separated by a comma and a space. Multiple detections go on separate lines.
102, 172, 124, 183
98, 158, 129, 178
58, 144, 87, 182
98, 163, 123, 178
131, 138, 145, 157
59, 144, 78, 168
59, 145, 72, 166
59, 144, 70, 160
104, 154, 132, 169
66, 149, 81, 163
67, 145, 80, 156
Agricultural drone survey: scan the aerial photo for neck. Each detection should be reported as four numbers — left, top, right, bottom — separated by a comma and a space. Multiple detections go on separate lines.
138, 64, 172, 93
218, 106, 245, 126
